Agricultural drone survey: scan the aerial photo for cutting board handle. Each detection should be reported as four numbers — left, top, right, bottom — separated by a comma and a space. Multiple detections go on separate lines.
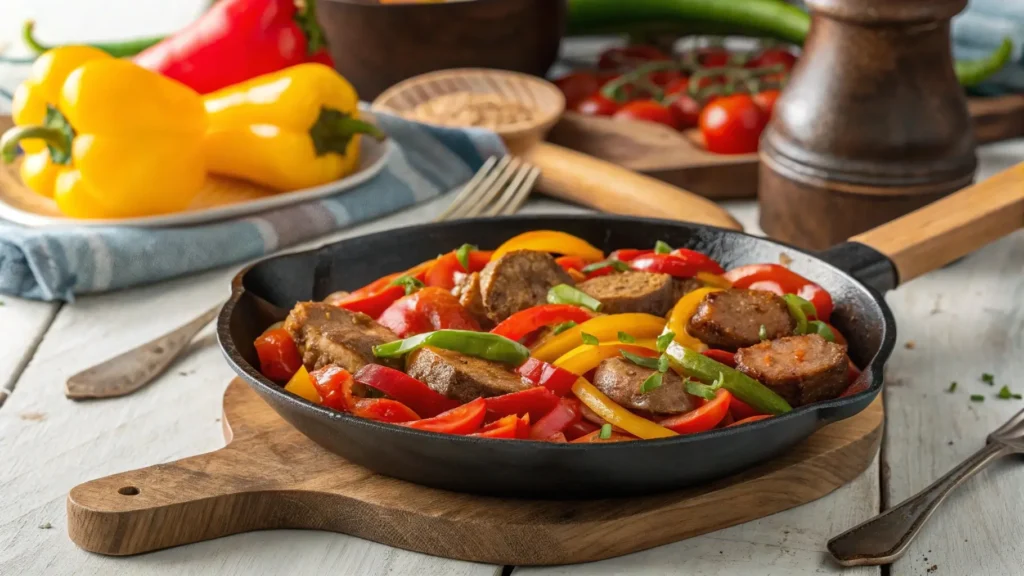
523, 142, 743, 231
850, 162, 1024, 283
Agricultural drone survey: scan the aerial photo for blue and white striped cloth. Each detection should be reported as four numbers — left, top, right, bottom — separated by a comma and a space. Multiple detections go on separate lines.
0, 112, 506, 301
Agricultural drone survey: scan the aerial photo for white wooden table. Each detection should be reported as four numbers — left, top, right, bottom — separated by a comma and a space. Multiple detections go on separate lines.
2, 3, 1024, 574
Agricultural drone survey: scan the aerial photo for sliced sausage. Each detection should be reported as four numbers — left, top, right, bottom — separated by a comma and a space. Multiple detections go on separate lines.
284, 302, 401, 372
479, 250, 574, 323
592, 357, 696, 415
577, 271, 676, 315
687, 289, 795, 351
405, 346, 530, 403
671, 277, 703, 303
451, 271, 494, 330
735, 334, 849, 407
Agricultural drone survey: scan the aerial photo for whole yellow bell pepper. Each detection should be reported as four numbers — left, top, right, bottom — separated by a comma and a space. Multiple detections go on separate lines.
201, 63, 383, 191
1, 47, 207, 218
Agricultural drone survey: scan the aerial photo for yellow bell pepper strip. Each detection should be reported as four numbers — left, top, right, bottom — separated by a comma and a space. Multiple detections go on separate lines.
695, 271, 732, 289
665, 287, 723, 351
664, 341, 792, 415
491, 230, 604, 262
2, 52, 208, 218
553, 341, 658, 375
531, 313, 667, 362
201, 63, 384, 191
571, 379, 677, 439
284, 366, 322, 404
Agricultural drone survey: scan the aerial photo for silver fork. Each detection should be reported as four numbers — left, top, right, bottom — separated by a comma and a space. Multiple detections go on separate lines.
64, 156, 538, 400
828, 407, 1024, 566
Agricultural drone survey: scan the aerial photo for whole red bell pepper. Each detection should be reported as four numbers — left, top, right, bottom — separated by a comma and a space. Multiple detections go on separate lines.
491, 304, 595, 343
485, 387, 561, 421
516, 357, 579, 397
353, 364, 459, 418
134, 0, 334, 94
723, 264, 834, 321
402, 398, 487, 435
253, 328, 302, 381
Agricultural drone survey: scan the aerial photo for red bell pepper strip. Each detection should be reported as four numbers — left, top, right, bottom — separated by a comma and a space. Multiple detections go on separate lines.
378, 287, 481, 337
717, 410, 736, 428
669, 248, 726, 275
485, 386, 561, 421
253, 328, 303, 381
723, 264, 834, 321
728, 397, 763, 421
546, 432, 568, 443
571, 430, 635, 443
331, 260, 435, 318
470, 414, 520, 438
352, 398, 420, 423
309, 365, 358, 412
564, 419, 600, 441
134, 0, 333, 95
555, 255, 588, 272
702, 349, 737, 368
491, 304, 595, 342
425, 250, 494, 290
517, 357, 579, 397
353, 364, 459, 418
609, 248, 651, 262
658, 389, 732, 434
516, 414, 532, 439
630, 253, 723, 279
402, 397, 487, 435
530, 397, 582, 440
729, 414, 773, 427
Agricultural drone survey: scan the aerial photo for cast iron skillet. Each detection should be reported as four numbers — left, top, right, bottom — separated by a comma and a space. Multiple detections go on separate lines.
217, 164, 1023, 498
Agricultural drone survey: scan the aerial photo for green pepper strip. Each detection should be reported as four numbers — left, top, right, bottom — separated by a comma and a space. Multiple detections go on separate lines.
547, 284, 602, 312
807, 320, 836, 343
956, 38, 1013, 87
372, 330, 530, 365
666, 342, 792, 415
782, 294, 814, 335
22, 19, 163, 58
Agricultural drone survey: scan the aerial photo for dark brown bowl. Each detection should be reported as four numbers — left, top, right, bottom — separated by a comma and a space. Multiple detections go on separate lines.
318, 0, 566, 99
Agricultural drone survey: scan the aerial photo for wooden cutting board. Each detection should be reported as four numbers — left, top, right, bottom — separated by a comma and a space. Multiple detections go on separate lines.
547, 94, 1024, 200
67, 379, 883, 565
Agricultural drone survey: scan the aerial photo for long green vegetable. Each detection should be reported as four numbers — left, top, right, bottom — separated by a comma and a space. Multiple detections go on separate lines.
22, 20, 163, 58
956, 38, 1014, 87
666, 342, 792, 415
373, 330, 530, 365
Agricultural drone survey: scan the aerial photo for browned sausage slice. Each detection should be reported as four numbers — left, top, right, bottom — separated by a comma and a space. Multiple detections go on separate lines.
735, 334, 849, 407
687, 289, 795, 351
577, 271, 676, 315
479, 250, 574, 323
451, 271, 494, 330
592, 357, 697, 415
284, 302, 401, 372
406, 346, 530, 403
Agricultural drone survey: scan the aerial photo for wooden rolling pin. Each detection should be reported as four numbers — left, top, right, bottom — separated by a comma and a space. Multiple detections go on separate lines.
523, 142, 742, 231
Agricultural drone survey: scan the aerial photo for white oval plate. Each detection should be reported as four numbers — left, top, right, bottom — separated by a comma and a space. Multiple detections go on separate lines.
0, 136, 394, 228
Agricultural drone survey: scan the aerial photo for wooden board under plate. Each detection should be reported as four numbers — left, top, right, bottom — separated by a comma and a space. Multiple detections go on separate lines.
67, 378, 883, 565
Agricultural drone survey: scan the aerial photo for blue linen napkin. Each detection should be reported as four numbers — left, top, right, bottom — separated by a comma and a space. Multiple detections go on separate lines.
0, 112, 506, 301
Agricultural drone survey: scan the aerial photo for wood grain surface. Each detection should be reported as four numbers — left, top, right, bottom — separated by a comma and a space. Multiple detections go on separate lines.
66, 379, 882, 564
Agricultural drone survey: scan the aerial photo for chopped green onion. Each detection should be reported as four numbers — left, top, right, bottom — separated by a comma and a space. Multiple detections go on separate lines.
617, 331, 636, 343
621, 349, 660, 370
970, 394, 985, 402
758, 324, 768, 341
807, 320, 835, 342
981, 373, 995, 385
599, 423, 612, 439
998, 385, 1013, 399
686, 380, 717, 401
654, 240, 672, 254
656, 331, 675, 353
389, 275, 424, 295
640, 371, 663, 393
712, 371, 725, 390
581, 259, 631, 274
1014, 394, 1023, 400
657, 354, 670, 373
552, 321, 577, 335
547, 284, 602, 312
782, 294, 814, 335
580, 332, 599, 345
947, 381, 957, 393
455, 243, 477, 271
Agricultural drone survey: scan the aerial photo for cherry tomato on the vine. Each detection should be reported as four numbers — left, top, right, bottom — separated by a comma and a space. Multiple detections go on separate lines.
699, 94, 767, 154
746, 48, 797, 71
554, 72, 601, 111
752, 89, 780, 118
576, 92, 621, 116
614, 99, 678, 129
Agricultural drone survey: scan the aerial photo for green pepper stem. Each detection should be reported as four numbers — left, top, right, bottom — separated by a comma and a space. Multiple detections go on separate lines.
0, 125, 70, 164
22, 19, 163, 57
335, 116, 385, 142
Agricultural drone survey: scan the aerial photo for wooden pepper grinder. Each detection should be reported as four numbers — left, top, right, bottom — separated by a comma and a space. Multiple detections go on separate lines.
759, 0, 977, 250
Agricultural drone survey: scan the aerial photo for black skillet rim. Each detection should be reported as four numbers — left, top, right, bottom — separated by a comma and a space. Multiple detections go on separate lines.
217, 214, 896, 449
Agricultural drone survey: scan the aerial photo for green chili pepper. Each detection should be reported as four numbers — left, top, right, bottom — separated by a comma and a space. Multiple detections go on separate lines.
666, 342, 792, 414
373, 330, 530, 365
956, 38, 1013, 87
547, 284, 603, 312
782, 294, 815, 335
22, 19, 164, 58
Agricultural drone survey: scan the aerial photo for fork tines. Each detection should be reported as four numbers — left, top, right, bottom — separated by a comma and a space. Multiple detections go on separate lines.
435, 155, 540, 221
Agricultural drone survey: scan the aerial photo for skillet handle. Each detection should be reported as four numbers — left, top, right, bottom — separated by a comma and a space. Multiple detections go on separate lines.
522, 142, 743, 231
849, 162, 1024, 284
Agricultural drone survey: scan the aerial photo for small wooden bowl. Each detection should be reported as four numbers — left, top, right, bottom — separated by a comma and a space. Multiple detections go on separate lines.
319, 0, 566, 99
372, 68, 565, 155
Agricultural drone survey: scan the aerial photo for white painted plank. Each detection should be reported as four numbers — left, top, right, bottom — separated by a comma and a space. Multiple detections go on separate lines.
0, 296, 58, 397
882, 139, 1024, 575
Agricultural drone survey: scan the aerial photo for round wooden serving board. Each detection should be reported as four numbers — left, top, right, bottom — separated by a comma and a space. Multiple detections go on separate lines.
67, 379, 882, 565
